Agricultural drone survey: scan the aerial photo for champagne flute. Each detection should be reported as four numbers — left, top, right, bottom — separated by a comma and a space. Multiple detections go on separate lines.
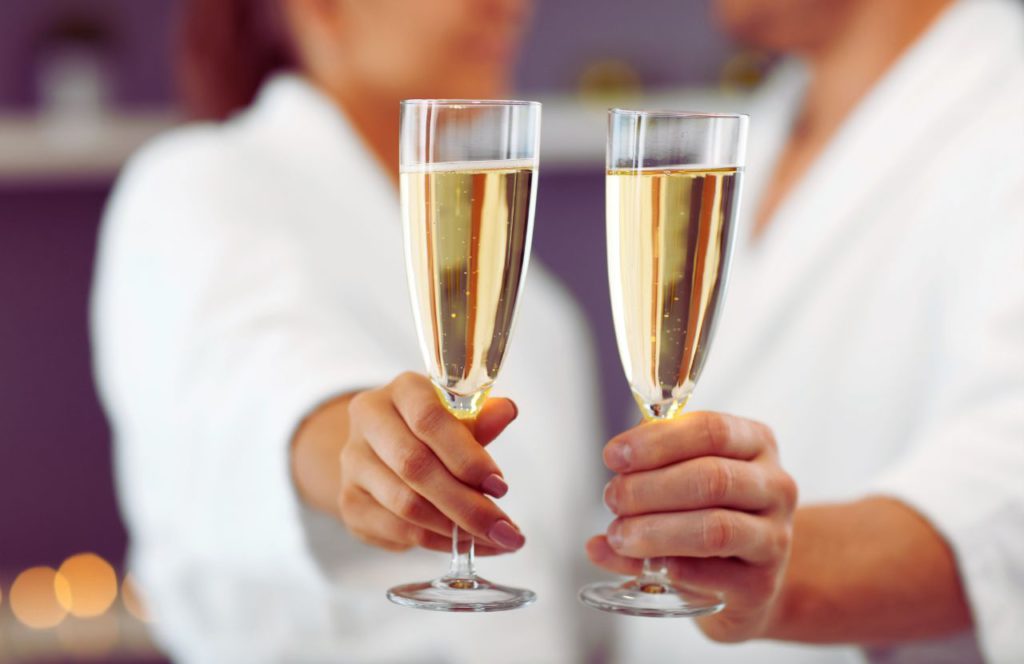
387, 99, 541, 612
579, 109, 748, 617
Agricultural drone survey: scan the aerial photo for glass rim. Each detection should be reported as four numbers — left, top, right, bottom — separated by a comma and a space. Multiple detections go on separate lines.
609, 108, 748, 120
401, 99, 541, 108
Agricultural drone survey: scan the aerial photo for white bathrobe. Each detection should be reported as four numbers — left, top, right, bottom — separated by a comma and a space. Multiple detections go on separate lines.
92, 0, 1023, 662
622, 1, 1023, 663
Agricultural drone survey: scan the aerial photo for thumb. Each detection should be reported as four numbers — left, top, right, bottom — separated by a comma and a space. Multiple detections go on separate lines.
474, 397, 519, 446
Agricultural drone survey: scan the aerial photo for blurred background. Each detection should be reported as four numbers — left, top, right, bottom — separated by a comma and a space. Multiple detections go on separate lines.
0, 0, 761, 660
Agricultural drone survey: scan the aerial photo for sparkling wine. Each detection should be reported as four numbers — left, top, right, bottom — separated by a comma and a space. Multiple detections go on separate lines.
607, 166, 742, 418
401, 160, 536, 416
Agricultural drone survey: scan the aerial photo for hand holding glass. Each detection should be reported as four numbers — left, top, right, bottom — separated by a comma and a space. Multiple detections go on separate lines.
579, 109, 748, 617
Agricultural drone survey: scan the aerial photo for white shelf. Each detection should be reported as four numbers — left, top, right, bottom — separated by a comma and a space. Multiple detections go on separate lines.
0, 111, 179, 183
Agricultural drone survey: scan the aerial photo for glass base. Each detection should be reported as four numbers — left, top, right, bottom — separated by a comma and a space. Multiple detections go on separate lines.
387, 575, 536, 613
578, 578, 725, 618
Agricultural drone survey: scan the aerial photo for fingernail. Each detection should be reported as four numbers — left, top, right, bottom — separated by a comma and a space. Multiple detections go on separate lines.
488, 520, 525, 550
481, 473, 509, 498
606, 441, 632, 471
603, 481, 618, 512
508, 400, 519, 421
607, 524, 624, 550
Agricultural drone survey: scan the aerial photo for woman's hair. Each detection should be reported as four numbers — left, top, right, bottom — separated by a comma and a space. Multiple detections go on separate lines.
177, 0, 296, 120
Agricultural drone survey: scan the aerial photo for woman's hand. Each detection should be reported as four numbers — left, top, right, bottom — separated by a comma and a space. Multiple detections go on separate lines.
586, 411, 797, 642
294, 372, 524, 556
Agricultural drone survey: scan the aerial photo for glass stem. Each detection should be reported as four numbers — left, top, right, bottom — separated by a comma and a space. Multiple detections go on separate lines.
638, 557, 671, 592
434, 388, 481, 584
635, 403, 684, 592
642, 557, 668, 579
447, 524, 476, 580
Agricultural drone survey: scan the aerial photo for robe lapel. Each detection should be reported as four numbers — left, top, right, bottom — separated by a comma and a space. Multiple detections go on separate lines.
705, 0, 1014, 394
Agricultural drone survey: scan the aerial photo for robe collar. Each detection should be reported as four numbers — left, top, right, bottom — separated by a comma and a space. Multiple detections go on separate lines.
704, 0, 1022, 395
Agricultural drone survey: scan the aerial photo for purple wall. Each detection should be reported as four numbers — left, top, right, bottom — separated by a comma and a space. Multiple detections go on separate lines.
0, 184, 124, 569
0, 0, 178, 110
518, 0, 733, 91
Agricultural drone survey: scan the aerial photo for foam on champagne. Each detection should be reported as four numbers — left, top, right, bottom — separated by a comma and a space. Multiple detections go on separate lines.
401, 158, 538, 175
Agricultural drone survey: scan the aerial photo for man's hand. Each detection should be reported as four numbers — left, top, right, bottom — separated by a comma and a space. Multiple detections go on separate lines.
586, 411, 797, 642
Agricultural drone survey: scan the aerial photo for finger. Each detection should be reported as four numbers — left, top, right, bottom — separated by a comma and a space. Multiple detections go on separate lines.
604, 412, 774, 473
605, 457, 778, 517
341, 488, 509, 555
353, 395, 524, 548
390, 373, 507, 496
340, 489, 420, 551
348, 442, 524, 550
585, 537, 765, 600
474, 397, 518, 447
358, 533, 412, 553
666, 557, 778, 598
607, 510, 785, 564
585, 535, 643, 576
348, 432, 516, 549
344, 441, 454, 538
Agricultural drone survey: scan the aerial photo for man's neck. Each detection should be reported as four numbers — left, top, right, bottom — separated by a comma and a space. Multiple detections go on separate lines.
750, 0, 954, 236
797, 0, 953, 142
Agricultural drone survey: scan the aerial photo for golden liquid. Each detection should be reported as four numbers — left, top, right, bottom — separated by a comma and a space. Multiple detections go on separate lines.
401, 161, 536, 416
607, 167, 741, 419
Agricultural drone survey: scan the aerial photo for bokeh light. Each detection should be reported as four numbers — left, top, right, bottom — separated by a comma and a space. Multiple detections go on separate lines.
10, 566, 70, 629
56, 552, 118, 618
121, 572, 151, 622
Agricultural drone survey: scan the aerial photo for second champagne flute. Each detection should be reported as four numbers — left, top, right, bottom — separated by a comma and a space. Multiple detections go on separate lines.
580, 108, 748, 617
387, 99, 541, 612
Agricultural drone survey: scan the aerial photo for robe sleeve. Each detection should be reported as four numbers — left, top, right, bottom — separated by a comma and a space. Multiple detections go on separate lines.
91, 129, 404, 661
871, 183, 1024, 664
